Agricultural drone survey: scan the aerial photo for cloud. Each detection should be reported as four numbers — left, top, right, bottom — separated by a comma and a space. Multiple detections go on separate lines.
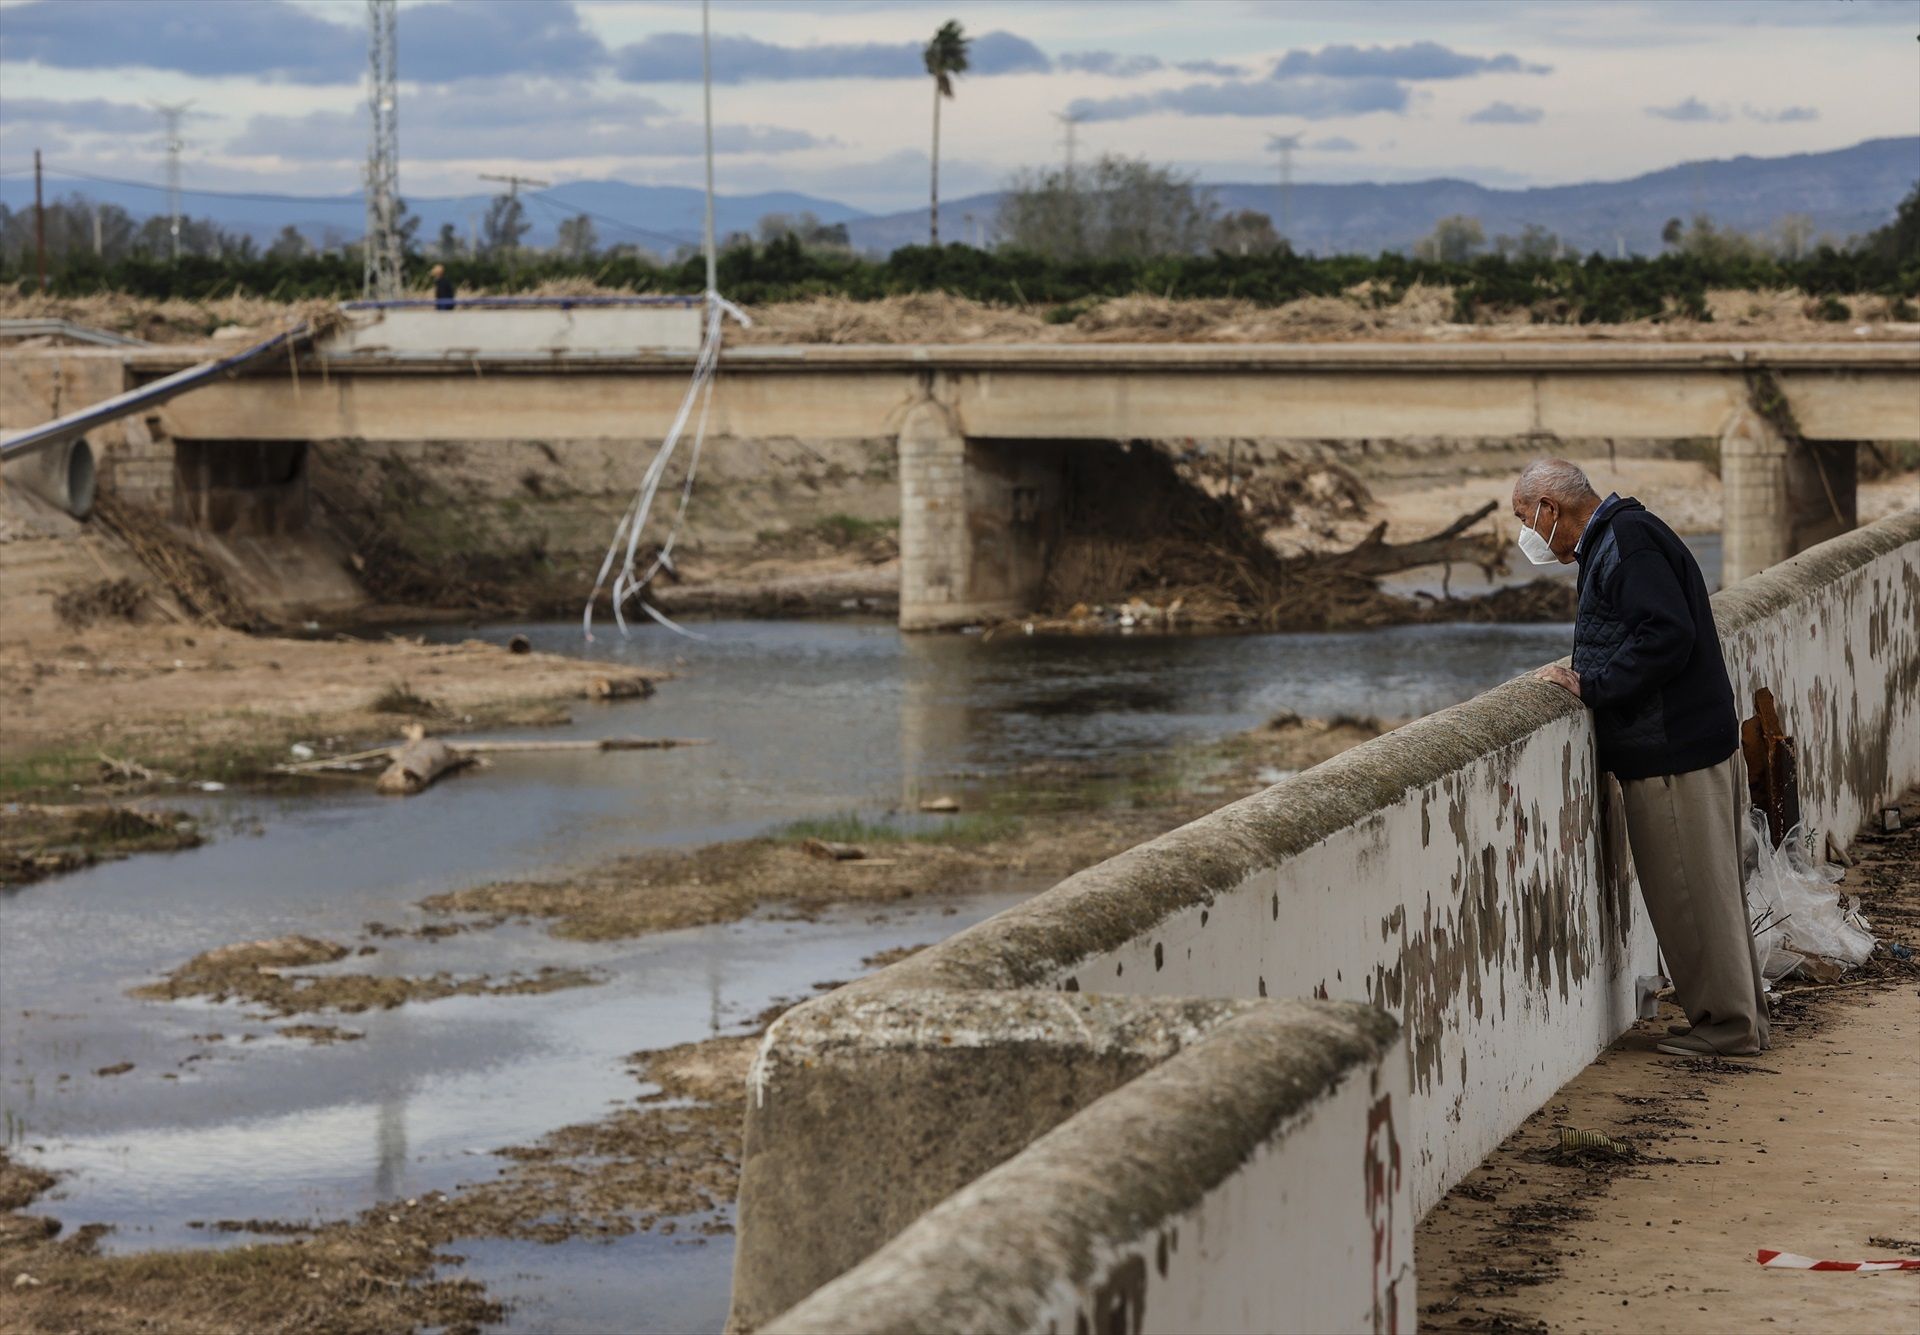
229, 84, 820, 162
1645, 96, 1727, 122
1271, 41, 1549, 80
1466, 101, 1544, 125
1307, 136, 1361, 151
616, 29, 1048, 83
0, 97, 166, 134
0, 0, 361, 83
1069, 75, 1407, 123
400, 1, 609, 82
1177, 59, 1248, 77
1057, 52, 1165, 77
1743, 104, 1819, 123
0, 0, 610, 85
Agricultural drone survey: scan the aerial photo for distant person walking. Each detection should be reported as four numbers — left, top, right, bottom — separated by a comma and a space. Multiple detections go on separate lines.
431, 264, 455, 310
1516, 458, 1770, 1058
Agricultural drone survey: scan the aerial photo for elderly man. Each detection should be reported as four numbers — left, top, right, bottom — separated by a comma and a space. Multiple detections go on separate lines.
1516, 459, 1769, 1057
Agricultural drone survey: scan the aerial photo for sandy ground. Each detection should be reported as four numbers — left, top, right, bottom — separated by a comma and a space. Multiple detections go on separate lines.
1418, 793, 1920, 1335
0, 498, 664, 797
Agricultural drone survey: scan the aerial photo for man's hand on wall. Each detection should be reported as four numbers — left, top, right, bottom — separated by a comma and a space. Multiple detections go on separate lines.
1535, 664, 1582, 698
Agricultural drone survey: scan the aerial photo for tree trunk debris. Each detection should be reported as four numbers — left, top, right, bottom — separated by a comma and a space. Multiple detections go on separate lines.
375, 730, 474, 797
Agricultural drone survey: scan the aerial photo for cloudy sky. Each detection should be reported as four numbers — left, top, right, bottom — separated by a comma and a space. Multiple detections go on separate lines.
0, 0, 1912, 212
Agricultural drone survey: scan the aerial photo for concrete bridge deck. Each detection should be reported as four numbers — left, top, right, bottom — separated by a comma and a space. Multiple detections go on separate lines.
129, 338, 1918, 445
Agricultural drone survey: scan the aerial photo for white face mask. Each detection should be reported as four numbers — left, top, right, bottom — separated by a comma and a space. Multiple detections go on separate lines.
1516, 499, 1560, 566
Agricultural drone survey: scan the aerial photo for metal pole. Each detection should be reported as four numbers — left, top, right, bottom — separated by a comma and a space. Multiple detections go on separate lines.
33, 149, 46, 291
700, 0, 717, 294
363, 0, 402, 299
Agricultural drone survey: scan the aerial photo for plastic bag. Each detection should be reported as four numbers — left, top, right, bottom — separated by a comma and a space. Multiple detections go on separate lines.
1745, 809, 1874, 974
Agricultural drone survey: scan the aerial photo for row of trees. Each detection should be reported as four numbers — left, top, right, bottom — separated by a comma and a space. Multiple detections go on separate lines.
0, 193, 614, 273
11, 222, 1910, 323
5, 171, 1913, 320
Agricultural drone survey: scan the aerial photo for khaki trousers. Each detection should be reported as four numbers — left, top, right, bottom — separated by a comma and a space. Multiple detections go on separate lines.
1619, 753, 1771, 1054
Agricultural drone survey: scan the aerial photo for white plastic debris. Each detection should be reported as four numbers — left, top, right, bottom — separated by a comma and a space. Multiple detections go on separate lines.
289, 743, 315, 760
1747, 810, 1874, 976
196, 781, 226, 793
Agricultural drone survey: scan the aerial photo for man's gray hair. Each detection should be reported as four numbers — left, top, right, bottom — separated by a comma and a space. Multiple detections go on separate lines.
1515, 458, 1598, 509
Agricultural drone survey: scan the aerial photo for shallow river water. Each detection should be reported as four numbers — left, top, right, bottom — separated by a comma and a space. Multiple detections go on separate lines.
1, 615, 1580, 1331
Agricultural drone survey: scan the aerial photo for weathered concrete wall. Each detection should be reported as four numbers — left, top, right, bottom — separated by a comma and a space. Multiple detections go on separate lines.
767, 1001, 1410, 1335
734, 507, 1920, 1330
0, 349, 172, 506
322, 303, 702, 361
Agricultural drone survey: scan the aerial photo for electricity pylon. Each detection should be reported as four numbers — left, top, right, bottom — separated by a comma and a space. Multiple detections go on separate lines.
363, 0, 403, 299
151, 101, 193, 262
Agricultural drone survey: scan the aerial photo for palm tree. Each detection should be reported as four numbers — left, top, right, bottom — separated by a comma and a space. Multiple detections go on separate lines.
924, 20, 971, 247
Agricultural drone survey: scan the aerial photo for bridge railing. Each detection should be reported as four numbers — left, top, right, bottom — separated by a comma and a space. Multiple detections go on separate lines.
732, 507, 1920, 1334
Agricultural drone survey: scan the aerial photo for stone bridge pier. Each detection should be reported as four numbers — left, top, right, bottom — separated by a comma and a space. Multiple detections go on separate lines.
898, 400, 1067, 631
1720, 405, 1861, 585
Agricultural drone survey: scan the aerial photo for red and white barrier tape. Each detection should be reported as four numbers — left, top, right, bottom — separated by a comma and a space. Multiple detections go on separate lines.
1757, 1249, 1920, 1272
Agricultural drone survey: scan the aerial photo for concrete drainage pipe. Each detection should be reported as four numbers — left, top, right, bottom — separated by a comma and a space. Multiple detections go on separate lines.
1, 435, 97, 519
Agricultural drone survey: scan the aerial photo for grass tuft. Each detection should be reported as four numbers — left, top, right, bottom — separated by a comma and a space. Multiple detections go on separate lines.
774, 810, 1018, 848
370, 681, 438, 717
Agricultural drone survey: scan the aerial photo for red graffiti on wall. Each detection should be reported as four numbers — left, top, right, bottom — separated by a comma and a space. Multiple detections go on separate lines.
1364, 1092, 1403, 1335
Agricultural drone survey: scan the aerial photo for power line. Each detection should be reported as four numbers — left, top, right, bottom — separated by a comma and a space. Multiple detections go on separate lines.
18, 164, 365, 205
6, 163, 476, 205
15, 158, 702, 260
478, 172, 551, 199
522, 189, 693, 255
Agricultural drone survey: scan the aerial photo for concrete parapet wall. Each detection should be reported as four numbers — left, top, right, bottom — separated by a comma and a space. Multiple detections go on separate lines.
735, 507, 1920, 1331
767, 1001, 1410, 1335
321, 303, 703, 361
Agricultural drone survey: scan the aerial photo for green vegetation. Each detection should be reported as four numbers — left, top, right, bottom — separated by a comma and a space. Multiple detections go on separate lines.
811, 513, 898, 545
6, 182, 1914, 324
0, 746, 96, 796
369, 682, 438, 716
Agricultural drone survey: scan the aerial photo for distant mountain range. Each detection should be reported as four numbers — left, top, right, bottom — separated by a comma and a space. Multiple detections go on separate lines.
3, 137, 1912, 260
848, 137, 1919, 257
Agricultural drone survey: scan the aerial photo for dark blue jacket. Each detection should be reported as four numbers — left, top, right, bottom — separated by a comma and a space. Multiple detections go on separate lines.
1571, 495, 1738, 780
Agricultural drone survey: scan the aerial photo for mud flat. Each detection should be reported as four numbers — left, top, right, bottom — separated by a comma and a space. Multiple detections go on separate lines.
0, 619, 664, 801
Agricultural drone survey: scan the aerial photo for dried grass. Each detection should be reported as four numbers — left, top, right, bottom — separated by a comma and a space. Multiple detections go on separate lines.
92, 495, 256, 628
4, 284, 1901, 349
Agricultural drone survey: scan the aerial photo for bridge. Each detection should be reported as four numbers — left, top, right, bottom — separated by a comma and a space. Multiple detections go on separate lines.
5, 307, 1917, 627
